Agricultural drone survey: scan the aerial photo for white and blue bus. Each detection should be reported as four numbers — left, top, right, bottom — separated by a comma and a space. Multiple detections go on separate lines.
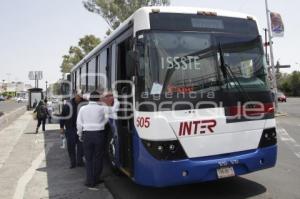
70, 7, 277, 187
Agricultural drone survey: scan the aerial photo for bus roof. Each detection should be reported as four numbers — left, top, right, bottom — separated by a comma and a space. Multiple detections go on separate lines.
71, 6, 256, 72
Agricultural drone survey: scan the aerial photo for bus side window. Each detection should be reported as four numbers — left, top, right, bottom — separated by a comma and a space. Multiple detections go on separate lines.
108, 46, 112, 89
87, 57, 96, 91
86, 62, 89, 92
95, 55, 99, 90
79, 66, 83, 90
99, 48, 109, 92
78, 68, 81, 92
74, 72, 77, 93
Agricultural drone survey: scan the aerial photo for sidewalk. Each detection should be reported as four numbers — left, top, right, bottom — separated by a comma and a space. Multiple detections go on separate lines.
0, 111, 113, 199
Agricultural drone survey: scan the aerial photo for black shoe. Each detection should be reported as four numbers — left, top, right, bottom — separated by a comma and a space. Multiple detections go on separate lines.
84, 182, 96, 188
95, 179, 104, 185
77, 162, 85, 167
69, 165, 76, 169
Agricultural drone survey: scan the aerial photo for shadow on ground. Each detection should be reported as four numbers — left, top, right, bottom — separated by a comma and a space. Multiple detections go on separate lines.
24, 123, 113, 199
105, 172, 267, 199
25, 121, 267, 199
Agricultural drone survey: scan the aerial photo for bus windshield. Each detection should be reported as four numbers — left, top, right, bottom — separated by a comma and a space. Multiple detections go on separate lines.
136, 31, 268, 97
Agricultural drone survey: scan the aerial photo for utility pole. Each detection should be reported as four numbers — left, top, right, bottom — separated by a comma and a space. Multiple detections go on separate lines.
263, 28, 269, 65
36, 72, 39, 88
265, 0, 278, 111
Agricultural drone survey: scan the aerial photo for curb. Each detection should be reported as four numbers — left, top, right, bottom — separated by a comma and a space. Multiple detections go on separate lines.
0, 106, 26, 130
275, 112, 288, 117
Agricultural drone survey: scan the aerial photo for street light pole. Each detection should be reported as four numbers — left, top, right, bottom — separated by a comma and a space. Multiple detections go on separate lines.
45, 81, 48, 99
2, 80, 5, 92
265, 0, 279, 111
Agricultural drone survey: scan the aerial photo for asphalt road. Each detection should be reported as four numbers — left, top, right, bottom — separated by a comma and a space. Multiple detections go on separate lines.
0, 101, 26, 114
1, 98, 299, 199
104, 98, 300, 199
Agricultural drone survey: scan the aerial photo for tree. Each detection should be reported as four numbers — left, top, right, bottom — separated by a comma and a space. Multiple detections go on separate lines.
79, 35, 101, 54
278, 71, 300, 96
60, 35, 101, 73
290, 71, 300, 96
60, 55, 73, 74
50, 82, 62, 96
83, 0, 170, 31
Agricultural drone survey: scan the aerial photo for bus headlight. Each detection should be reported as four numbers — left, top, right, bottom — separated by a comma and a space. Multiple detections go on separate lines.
169, 144, 176, 152
157, 145, 164, 152
142, 140, 187, 160
259, 128, 277, 148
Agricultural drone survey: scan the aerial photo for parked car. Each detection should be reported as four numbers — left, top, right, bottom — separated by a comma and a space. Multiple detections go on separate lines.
16, 97, 26, 103
0, 96, 5, 101
277, 92, 287, 102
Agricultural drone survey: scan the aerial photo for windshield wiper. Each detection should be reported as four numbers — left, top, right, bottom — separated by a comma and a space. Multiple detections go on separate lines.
218, 43, 252, 103
218, 43, 228, 85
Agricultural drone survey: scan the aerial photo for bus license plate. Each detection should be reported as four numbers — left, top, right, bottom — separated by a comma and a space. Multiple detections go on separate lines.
217, 167, 235, 179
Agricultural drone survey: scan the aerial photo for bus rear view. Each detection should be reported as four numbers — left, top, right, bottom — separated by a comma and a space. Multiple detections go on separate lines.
129, 7, 277, 187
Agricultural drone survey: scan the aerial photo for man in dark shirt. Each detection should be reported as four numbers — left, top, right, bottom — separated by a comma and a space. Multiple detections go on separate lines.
60, 94, 86, 168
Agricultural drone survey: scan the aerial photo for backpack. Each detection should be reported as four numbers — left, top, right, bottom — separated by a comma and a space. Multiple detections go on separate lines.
37, 105, 47, 119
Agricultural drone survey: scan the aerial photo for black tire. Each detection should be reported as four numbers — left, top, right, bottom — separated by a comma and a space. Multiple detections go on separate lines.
106, 128, 123, 176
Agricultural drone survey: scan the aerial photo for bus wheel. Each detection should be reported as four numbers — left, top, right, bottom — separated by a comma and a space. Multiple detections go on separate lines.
107, 131, 122, 176
108, 135, 116, 167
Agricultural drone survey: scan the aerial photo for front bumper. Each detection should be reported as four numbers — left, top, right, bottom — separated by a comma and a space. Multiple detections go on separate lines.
132, 134, 277, 187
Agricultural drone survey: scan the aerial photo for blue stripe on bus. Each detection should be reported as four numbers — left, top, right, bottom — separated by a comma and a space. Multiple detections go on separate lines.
131, 130, 277, 187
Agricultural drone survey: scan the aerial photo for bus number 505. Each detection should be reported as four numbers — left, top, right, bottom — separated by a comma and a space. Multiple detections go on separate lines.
136, 117, 150, 128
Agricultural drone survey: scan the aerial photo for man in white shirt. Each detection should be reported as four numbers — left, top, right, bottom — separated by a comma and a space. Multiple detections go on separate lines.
77, 90, 119, 188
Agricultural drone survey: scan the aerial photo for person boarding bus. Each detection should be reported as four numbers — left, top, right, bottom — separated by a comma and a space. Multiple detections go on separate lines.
77, 91, 119, 188
60, 94, 85, 168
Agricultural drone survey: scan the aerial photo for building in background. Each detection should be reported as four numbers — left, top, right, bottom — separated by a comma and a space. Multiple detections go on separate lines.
0, 81, 32, 98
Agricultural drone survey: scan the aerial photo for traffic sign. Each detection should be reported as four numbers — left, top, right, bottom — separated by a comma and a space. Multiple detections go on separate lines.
28, 71, 43, 80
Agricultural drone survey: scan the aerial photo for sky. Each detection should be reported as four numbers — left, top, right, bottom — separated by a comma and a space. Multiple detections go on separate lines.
0, 0, 299, 88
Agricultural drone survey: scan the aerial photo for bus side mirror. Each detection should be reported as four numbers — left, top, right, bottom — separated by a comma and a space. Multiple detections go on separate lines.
126, 50, 139, 77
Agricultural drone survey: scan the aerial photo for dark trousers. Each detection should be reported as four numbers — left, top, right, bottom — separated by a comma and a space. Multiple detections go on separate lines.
37, 118, 46, 131
83, 131, 106, 185
48, 115, 52, 123
65, 129, 84, 166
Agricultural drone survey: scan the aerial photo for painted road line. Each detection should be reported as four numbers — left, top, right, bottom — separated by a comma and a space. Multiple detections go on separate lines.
278, 128, 297, 143
12, 142, 54, 199
277, 127, 300, 159
0, 112, 31, 169
0, 106, 26, 130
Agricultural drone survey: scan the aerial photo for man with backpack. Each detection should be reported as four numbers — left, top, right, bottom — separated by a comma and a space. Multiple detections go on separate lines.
34, 100, 48, 133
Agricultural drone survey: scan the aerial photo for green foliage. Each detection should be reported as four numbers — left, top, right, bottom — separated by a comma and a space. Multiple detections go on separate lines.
51, 82, 62, 96
60, 35, 101, 74
51, 81, 70, 96
2, 91, 16, 97
278, 71, 300, 96
79, 35, 101, 54
83, 0, 170, 31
